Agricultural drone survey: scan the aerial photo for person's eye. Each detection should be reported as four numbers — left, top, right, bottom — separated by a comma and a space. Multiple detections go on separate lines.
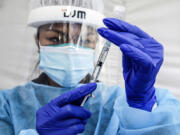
48, 37, 59, 43
84, 39, 91, 44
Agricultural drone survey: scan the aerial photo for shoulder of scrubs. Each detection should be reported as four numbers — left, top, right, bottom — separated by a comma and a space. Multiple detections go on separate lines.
0, 83, 38, 135
105, 88, 180, 135
0, 82, 43, 135
0, 88, 14, 135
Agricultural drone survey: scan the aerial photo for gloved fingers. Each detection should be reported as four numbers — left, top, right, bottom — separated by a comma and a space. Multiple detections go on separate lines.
120, 44, 153, 68
119, 31, 140, 40
122, 54, 132, 73
36, 129, 61, 135
98, 29, 140, 40
37, 125, 84, 135
145, 42, 164, 58
54, 104, 91, 120
51, 83, 97, 107
66, 124, 85, 134
103, 18, 150, 38
97, 27, 144, 49
82, 119, 87, 124
52, 118, 86, 128
51, 124, 84, 135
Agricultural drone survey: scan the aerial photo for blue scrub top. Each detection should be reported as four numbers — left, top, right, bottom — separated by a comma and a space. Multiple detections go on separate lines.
0, 75, 180, 135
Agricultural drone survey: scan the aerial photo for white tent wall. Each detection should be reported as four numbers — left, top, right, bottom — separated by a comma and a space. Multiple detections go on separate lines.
0, 0, 180, 99
125, 0, 180, 99
0, 0, 33, 89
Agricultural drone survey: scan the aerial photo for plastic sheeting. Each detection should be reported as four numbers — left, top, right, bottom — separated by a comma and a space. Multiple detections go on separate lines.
0, 0, 180, 99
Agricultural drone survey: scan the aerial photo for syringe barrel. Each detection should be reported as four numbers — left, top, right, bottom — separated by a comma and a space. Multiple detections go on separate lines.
80, 41, 111, 106
98, 41, 111, 64
91, 41, 111, 82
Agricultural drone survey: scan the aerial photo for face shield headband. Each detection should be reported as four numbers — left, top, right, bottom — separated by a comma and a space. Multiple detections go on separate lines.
27, 5, 105, 28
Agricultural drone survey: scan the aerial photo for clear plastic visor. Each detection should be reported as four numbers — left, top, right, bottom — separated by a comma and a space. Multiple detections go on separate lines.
38, 22, 98, 49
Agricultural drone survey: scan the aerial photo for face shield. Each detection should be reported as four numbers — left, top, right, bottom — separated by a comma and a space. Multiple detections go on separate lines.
27, 0, 106, 87
27, 0, 127, 87
28, 1, 105, 49
37, 22, 98, 50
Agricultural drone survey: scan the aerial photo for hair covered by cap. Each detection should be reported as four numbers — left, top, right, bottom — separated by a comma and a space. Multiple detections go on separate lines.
29, 0, 104, 13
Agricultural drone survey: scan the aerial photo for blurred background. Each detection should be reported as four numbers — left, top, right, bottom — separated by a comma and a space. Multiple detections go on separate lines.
0, 0, 180, 98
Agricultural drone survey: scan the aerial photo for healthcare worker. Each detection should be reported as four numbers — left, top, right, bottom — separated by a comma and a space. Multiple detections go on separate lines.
1, 0, 180, 135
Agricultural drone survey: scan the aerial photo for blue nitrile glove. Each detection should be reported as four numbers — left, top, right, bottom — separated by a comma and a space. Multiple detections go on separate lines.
98, 18, 163, 112
36, 83, 97, 135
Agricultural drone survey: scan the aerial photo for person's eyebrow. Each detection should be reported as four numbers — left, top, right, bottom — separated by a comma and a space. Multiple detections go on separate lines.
45, 29, 64, 34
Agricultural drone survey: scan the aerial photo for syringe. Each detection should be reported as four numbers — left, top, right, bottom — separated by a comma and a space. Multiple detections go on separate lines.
80, 41, 111, 106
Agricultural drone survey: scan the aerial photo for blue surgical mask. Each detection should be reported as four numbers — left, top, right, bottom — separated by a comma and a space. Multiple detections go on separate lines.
39, 44, 95, 88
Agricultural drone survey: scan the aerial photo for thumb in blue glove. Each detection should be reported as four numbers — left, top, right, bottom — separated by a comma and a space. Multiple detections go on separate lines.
98, 18, 163, 112
36, 82, 97, 135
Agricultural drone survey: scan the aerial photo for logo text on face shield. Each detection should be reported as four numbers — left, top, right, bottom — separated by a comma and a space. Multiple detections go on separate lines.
62, 9, 86, 19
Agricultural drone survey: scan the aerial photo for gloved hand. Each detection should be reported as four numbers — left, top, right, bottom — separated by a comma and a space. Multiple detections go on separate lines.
36, 83, 97, 135
98, 18, 163, 112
